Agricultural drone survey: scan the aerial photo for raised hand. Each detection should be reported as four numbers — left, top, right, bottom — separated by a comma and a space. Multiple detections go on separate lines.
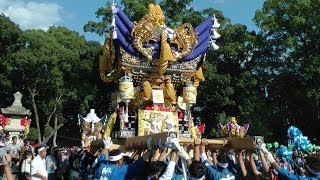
103, 137, 113, 149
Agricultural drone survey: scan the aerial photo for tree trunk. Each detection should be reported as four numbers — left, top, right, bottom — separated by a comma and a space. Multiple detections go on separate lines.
53, 114, 58, 147
46, 93, 61, 126
43, 123, 64, 144
28, 87, 42, 143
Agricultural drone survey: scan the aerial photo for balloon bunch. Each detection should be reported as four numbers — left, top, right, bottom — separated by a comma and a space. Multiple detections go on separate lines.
266, 141, 279, 152
287, 126, 312, 153
276, 145, 293, 160
287, 126, 302, 140
305, 144, 319, 154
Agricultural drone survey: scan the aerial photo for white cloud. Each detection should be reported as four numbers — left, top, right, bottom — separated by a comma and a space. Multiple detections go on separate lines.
0, 0, 61, 30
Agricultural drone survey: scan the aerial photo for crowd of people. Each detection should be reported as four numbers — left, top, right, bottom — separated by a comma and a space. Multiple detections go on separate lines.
0, 136, 76, 180
0, 135, 319, 180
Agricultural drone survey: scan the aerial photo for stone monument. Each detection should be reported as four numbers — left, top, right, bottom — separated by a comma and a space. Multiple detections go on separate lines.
0, 92, 31, 139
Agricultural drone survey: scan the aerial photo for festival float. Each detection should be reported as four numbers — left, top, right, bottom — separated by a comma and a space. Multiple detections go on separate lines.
79, 3, 257, 149
78, 109, 107, 147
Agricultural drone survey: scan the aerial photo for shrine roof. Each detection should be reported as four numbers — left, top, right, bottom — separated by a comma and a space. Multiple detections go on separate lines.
1, 106, 31, 116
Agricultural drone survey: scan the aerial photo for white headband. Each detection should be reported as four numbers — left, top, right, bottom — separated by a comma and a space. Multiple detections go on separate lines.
218, 162, 229, 168
109, 153, 123, 161
38, 147, 47, 152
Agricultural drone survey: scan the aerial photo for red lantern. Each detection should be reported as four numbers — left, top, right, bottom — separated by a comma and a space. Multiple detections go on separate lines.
20, 116, 31, 126
0, 114, 11, 126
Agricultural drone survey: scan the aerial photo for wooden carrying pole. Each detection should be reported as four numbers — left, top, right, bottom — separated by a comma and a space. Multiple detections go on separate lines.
112, 133, 256, 150
124, 132, 168, 149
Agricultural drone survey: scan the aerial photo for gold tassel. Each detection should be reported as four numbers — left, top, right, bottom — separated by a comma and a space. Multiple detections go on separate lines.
166, 81, 177, 104
159, 30, 175, 74
99, 38, 115, 83
148, 4, 156, 17
190, 121, 197, 139
155, 4, 165, 25
143, 81, 152, 100
194, 67, 205, 88
103, 111, 117, 138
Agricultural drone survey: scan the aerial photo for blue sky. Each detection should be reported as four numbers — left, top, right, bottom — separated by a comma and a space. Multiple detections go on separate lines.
0, 0, 265, 43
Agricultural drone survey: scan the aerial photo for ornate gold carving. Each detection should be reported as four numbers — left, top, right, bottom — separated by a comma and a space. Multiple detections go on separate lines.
171, 23, 198, 59
130, 4, 199, 75
121, 48, 142, 65
168, 55, 202, 72
131, 4, 165, 60
120, 47, 202, 74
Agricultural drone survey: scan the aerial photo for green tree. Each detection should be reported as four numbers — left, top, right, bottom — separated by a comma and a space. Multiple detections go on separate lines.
3, 27, 101, 144
0, 14, 23, 106
27, 127, 39, 141
199, 23, 270, 138
0, 14, 22, 57
254, 0, 320, 140
83, 1, 113, 36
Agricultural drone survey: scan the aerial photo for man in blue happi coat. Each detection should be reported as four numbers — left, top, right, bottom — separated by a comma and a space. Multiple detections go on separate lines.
94, 137, 152, 180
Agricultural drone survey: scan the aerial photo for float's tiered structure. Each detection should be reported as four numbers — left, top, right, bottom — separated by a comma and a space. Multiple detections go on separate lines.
79, 3, 255, 149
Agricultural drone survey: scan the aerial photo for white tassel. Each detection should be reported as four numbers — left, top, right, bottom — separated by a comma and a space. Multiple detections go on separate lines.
111, 3, 118, 39
211, 41, 219, 50
213, 14, 220, 28
111, 2, 118, 14
212, 30, 221, 39
112, 24, 117, 39
213, 19, 220, 28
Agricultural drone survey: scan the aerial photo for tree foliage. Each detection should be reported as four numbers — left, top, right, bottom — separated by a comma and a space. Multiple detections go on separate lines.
0, 19, 102, 144
0, 14, 23, 105
254, 0, 320, 140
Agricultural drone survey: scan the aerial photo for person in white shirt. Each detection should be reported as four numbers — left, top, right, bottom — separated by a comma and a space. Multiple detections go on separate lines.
31, 144, 48, 180
6, 136, 23, 174
20, 150, 33, 174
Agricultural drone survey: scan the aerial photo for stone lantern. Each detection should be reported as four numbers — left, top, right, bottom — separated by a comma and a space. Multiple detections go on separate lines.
0, 92, 31, 139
